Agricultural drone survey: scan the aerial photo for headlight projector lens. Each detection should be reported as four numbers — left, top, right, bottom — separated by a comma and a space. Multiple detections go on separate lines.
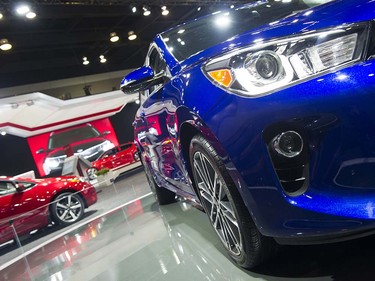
245, 50, 284, 82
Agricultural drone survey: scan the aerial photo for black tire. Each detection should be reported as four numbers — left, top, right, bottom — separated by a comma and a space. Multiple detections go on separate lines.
50, 192, 85, 226
87, 167, 98, 180
189, 135, 276, 269
140, 154, 176, 205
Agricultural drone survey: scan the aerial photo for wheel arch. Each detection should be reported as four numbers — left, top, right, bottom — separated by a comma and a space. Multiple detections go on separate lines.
177, 108, 237, 195
177, 108, 261, 232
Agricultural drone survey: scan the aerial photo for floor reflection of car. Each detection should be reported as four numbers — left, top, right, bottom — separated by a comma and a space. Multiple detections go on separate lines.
121, 0, 375, 269
0, 176, 97, 245
87, 142, 140, 179
37, 123, 115, 176
1, 217, 103, 281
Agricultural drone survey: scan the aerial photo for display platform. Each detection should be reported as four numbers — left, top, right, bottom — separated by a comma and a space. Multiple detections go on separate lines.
1, 168, 375, 281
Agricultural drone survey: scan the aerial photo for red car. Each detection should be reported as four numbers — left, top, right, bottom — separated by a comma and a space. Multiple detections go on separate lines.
87, 142, 140, 179
0, 175, 97, 245
36, 123, 115, 176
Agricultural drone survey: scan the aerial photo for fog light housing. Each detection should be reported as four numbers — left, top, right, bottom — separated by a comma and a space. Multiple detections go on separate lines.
273, 131, 303, 158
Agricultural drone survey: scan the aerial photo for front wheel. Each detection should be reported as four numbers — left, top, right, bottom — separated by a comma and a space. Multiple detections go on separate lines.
190, 135, 276, 269
50, 192, 85, 226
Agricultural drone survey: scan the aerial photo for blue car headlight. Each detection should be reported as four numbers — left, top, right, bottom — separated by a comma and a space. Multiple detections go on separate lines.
203, 23, 369, 97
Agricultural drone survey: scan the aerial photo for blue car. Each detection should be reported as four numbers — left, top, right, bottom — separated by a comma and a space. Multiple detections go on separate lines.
121, 0, 375, 268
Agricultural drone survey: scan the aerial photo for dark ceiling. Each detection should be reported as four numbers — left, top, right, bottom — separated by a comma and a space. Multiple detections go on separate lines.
0, 0, 250, 88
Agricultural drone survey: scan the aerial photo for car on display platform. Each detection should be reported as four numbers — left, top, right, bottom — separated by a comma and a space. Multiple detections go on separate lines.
37, 123, 115, 176
87, 142, 140, 180
0, 175, 97, 245
121, 0, 375, 269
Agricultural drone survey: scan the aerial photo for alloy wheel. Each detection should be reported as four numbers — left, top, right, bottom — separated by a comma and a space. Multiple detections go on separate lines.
193, 151, 242, 256
55, 194, 83, 223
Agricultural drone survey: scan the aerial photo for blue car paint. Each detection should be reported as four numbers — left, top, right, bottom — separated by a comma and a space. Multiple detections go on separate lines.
128, 0, 375, 243
120, 66, 154, 89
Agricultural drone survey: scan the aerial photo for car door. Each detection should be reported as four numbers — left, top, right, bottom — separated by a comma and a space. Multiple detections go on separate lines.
135, 47, 173, 183
101, 148, 118, 169
0, 180, 48, 243
109, 146, 122, 168
118, 143, 133, 166
139, 46, 191, 194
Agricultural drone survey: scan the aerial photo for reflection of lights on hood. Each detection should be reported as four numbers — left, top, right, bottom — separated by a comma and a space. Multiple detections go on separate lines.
215, 13, 231, 27
336, 74, 348, 81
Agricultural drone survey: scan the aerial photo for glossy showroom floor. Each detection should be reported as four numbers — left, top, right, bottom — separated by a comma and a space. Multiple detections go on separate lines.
1, 168, 375, 280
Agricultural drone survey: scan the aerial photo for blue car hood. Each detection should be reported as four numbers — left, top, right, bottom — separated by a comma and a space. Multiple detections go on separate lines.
168, 0, 374, 73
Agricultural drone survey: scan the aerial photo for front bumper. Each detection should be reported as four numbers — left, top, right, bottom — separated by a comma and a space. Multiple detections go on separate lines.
200, 59, 375, 241
83, 186, 97, 207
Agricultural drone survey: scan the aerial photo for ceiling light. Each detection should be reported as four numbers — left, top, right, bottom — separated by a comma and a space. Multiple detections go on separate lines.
197, 7, 201, 11
82, 56, 89, 65
177, 29, 185, 34
128, 31, 137, 41
16, 5, 30, 15
110, 32, 119, 43
0, 13, 3, 20
135, 99, 140, 104
99, 55, 107, 63
131, 5, 137, 13
161, 6, 169, 16
26, 11, 36, 19
143, 6, 151, 16
1, 131, 6, 136
0, 39, 12, 51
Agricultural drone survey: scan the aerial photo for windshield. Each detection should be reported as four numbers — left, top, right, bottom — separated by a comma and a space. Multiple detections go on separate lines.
48, 125, 100, 149
161, 0, 332, 62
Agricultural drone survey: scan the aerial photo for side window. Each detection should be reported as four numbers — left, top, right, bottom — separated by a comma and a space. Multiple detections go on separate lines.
121, 144, 132, 151
0, 181, 16, 196
149, 48, 166, 75
139, 47, 168, 105
106, 148, 117, 156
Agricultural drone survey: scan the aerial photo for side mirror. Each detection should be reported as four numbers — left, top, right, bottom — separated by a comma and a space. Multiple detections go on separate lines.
36, 148, 45, 154
120, 66, 166, 94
